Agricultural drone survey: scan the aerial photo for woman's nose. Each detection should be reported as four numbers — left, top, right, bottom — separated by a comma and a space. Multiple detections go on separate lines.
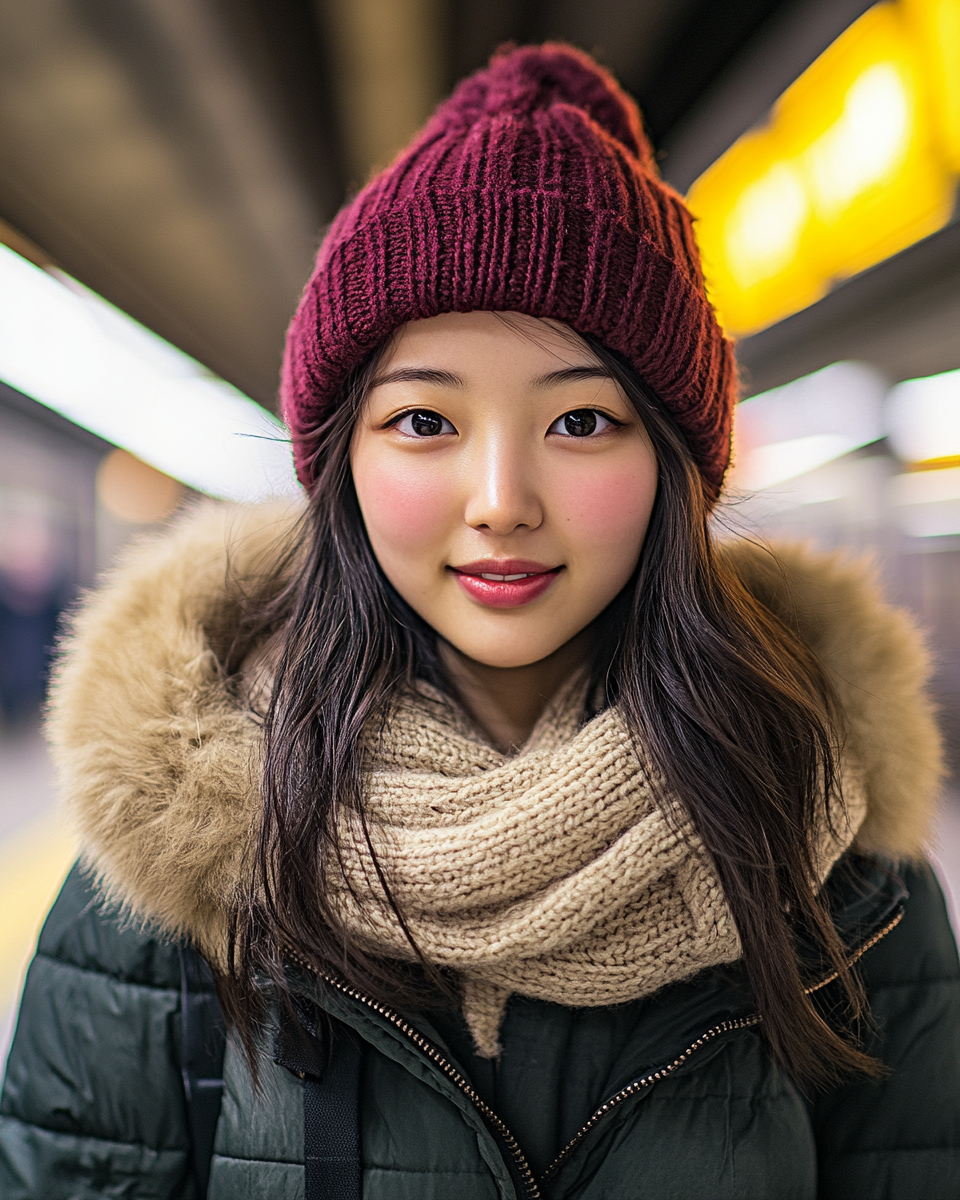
462, 440, 544, 535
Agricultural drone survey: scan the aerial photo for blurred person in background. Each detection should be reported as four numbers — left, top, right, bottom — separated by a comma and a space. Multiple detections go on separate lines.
2, 44, 958, 1200
0, 496, 68, 728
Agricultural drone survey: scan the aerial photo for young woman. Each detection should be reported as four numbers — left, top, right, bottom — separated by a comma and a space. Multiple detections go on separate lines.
2, 44, 958, 1200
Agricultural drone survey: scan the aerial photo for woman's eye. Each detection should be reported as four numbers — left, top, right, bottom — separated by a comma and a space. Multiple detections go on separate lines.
548, 409, 618, 438
394, 410, 455, 438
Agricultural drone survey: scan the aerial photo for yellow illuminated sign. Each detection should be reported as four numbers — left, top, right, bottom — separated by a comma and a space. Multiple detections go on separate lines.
688, 0, 960, 337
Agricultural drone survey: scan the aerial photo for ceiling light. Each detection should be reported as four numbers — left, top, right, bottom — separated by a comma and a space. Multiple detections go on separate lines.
732, 361, 886, 490
689, 0, 960, 336
0, 245, 298, 502
886, 367, 960, 465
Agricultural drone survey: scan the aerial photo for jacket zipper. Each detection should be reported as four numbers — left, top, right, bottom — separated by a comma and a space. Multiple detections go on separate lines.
543, 906, 904, 1182
285, 950, 543, 1200
286, 906, 903, 1198
803, 909, 903, 994
541, 1013, 762, 1180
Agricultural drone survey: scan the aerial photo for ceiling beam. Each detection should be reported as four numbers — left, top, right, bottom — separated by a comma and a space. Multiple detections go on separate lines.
318, 0, 444, 185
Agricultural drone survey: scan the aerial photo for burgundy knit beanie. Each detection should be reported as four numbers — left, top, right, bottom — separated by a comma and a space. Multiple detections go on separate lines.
282, 43, 737, 497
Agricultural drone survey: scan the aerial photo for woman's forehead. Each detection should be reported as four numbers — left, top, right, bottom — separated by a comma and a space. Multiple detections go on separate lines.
380, 311, 601, 372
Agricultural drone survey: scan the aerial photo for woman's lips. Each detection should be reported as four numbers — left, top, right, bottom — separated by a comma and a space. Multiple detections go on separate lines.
450, 560, 562, 609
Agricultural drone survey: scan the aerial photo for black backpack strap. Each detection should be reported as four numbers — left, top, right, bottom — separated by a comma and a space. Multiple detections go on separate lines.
274, 1007, 364, 1200
178, 944, 227, 1197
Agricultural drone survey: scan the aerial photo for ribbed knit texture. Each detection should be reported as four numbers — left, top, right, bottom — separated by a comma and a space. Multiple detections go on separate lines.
332, 671, 866, 1058
281, 43, 738, 498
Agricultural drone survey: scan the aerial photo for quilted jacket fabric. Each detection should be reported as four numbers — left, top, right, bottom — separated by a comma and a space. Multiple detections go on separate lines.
2, 854, 959, 1199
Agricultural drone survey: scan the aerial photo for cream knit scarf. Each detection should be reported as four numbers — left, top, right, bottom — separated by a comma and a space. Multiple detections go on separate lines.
330, 671, 865, 1058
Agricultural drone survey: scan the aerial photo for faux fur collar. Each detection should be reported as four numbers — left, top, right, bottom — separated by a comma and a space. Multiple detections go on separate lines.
46, 501, 943, 960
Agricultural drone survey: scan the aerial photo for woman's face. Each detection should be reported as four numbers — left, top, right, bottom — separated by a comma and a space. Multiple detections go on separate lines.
350, 311, 658, 669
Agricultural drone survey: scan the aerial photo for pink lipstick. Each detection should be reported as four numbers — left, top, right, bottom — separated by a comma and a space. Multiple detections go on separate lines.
450, 559, 561, 608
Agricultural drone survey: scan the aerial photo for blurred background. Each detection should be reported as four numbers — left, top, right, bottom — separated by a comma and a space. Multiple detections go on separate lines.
1, 0, 959, 1060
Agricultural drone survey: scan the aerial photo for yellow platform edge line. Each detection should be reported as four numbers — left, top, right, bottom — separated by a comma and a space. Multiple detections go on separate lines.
0, 809, 77, 1016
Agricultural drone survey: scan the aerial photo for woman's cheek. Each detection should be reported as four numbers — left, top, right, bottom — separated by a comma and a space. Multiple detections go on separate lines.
555, 460, 657, 564
354, 456, 454, 559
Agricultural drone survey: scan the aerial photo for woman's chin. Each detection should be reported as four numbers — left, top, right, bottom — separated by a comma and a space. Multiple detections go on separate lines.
443, 643, 558, 671
438, 621, 585, 672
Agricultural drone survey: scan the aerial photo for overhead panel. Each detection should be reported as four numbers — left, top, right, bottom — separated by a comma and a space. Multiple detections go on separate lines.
688, 0, 960, 337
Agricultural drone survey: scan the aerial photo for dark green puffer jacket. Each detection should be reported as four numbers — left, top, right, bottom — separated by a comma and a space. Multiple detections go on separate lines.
3, 853, 959, 1199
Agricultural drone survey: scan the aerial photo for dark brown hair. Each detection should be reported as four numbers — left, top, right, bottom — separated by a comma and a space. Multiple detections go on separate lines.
221, 327, 877, 1089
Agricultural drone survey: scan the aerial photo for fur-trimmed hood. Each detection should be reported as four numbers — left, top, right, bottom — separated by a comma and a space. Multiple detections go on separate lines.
46, 502, 943, 962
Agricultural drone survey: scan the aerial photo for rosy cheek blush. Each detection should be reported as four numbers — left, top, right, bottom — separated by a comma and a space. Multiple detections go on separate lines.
355, 464, 454, 554
557, 463, 657, 544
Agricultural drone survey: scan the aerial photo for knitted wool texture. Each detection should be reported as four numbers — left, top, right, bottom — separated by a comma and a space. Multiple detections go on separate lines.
332, 672, 866, 1059
281, 43, 737, 498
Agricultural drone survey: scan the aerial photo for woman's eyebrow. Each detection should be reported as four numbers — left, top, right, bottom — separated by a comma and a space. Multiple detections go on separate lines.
532, 366, 612, 388
370, 367, 464, 388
